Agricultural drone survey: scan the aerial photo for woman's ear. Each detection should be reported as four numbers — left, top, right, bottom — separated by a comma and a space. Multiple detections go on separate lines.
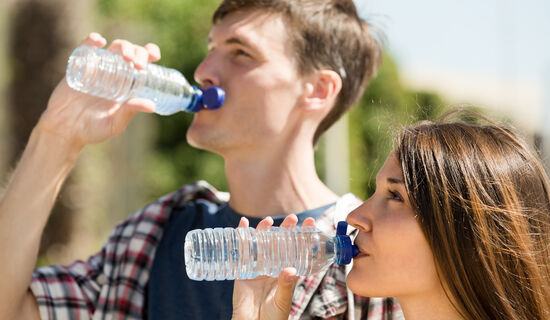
302, 69, 342, 113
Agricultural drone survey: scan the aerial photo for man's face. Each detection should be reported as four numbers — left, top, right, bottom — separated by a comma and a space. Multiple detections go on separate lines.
188, 10, 307, 157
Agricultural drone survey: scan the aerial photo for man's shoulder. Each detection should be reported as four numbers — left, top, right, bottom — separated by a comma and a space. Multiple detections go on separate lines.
160, 180, 229, 208
136, 180, 228, 216
109, 180, 228, 237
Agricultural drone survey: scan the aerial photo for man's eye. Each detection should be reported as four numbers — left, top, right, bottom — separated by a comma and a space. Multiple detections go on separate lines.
235, 49, 250, 57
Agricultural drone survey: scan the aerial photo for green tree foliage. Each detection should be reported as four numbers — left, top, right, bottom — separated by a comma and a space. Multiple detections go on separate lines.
349, 56, 444, 198
97, 0, 228, 197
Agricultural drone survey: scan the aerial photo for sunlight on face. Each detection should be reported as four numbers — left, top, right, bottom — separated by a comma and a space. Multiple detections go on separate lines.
346, 152, 442, 299
188, 9, 305, 156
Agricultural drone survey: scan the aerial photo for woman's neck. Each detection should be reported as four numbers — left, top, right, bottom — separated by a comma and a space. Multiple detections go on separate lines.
397, 289, 463, 320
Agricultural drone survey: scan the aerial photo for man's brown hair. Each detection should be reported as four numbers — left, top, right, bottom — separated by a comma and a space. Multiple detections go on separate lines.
213, 0, 382, 145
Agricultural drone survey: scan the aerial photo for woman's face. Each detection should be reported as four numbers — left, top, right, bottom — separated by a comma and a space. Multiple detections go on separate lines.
346, 152, 442, 299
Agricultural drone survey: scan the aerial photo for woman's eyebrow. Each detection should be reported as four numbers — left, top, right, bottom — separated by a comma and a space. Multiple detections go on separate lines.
387, 177, 404, 184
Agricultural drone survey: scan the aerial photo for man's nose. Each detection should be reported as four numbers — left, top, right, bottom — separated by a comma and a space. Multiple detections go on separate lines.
194, 52, 220, 88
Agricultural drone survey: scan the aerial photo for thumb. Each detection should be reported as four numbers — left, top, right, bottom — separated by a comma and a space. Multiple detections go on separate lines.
274, 268, 298, 315
111, 98, 155, 135
124, 97, 156, 113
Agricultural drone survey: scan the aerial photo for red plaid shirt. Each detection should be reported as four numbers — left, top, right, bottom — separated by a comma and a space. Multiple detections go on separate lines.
30, 181, 403, 319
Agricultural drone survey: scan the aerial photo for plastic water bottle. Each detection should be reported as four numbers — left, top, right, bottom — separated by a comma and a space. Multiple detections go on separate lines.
65, 45, 225, 115
184, 221, 359, 281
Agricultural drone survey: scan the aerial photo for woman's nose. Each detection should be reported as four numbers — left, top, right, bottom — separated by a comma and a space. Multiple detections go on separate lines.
346, 200, 372, 233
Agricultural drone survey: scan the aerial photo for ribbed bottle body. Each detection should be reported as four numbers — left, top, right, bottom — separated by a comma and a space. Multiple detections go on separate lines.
184, 227, 337, 281
66, 45, 196, 115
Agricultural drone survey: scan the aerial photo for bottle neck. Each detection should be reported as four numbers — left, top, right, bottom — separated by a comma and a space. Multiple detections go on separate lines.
182, 86, 202, 112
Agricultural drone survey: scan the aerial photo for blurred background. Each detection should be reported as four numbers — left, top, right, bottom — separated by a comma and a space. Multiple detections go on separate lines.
0, 0, 547, 266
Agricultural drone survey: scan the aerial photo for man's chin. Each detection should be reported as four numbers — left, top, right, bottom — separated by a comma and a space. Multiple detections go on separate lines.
186, 126, 223, 153
186, 131, 209, 150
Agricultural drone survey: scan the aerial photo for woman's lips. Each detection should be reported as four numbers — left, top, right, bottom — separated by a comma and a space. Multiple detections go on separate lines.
354, 252, 370, 259
353, 242, 370, 258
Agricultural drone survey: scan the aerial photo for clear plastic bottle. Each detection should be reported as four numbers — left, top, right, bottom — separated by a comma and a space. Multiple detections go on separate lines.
184, 221, 358, 281
65, 45, 225, 115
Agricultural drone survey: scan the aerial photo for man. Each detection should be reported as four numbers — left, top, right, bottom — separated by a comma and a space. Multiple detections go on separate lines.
0, 0, 403, 319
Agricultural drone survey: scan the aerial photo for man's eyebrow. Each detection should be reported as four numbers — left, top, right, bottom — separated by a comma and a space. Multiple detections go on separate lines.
207, 36, 254, 49
225, 37, 254, 48
387, 177, 404, 184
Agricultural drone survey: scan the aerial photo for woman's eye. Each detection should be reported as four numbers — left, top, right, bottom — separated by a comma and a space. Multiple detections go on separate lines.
388, 190, 403, 202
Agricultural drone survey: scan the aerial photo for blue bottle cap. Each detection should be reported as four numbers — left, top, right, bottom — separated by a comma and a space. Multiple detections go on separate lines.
203, 87, 225, 110
335, 221, 359, 265
336, 221, 348, 236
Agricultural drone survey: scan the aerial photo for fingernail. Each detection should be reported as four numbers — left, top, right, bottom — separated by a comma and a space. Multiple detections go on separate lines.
285, 269, 296, 281
239, 217, 248, 227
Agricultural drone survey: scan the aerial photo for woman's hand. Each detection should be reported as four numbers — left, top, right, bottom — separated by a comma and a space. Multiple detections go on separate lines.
232, 215, 316, 320
38, 32, 161, 151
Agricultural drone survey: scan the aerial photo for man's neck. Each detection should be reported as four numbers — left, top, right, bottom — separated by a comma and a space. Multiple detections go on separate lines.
224, 144, 338, 218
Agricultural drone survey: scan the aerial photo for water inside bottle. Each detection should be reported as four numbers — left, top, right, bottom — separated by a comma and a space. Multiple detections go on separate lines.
184, 226, 337, 281
66, 46, 197, 114
133, 64, 196, 115
66, 46, 135, 102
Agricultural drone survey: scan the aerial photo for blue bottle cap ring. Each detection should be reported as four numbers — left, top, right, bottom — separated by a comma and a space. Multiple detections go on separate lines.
187, 87, 204, 113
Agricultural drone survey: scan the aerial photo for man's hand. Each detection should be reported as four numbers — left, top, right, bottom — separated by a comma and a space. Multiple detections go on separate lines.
232, 215, 316, 320
0, 33, 161, 319
38, 32, 161, 151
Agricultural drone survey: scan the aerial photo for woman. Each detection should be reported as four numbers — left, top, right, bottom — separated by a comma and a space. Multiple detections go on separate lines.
232, 111, 550, 320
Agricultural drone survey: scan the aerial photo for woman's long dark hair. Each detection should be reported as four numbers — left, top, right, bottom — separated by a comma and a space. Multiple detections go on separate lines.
395, 111, 550, 319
